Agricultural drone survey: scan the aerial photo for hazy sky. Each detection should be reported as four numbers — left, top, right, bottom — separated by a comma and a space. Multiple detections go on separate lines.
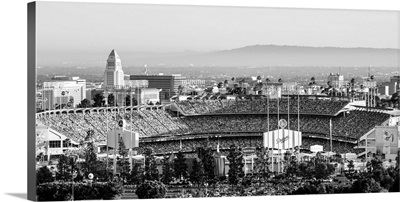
37, 2, 399, 54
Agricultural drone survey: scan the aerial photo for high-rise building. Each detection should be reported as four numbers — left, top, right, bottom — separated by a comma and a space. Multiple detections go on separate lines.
327, 73, 346, 88
129, 74, 186, 100
104, 49, 125, 88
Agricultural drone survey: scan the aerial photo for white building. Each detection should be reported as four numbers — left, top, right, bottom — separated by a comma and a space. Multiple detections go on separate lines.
36, 124, 79, 160
104, 49, 125, 88
42, 77, 86, 109
327, 73, 347, 88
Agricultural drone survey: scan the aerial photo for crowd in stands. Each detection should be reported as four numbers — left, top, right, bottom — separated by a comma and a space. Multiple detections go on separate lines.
176, 99, 349, 115
135, 136, 358, 156
38, 109, 191, 143
180, 110, 389, 139
37, 107, 387, 155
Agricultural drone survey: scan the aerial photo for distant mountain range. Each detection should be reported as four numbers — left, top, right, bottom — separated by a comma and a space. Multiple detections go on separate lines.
38, 45, 400, 67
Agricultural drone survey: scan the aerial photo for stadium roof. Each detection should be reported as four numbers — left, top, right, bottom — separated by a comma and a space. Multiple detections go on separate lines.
386, 110, 400, 116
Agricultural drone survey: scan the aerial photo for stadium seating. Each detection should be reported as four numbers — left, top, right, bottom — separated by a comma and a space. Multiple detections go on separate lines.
175, 99, 349, 115
36, 100, 388, 156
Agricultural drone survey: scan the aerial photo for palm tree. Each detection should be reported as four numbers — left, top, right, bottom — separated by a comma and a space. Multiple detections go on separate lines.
255, 82, 264, 95
230, 84, 238, 95
310, 77, 316, 87
217, 82, 223, 89
265, 78, 270, 83
278, 78, 282, 83
350, 78, 355, 101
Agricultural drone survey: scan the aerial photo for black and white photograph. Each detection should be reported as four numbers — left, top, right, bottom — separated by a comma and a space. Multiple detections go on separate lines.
24, 1, 400, 201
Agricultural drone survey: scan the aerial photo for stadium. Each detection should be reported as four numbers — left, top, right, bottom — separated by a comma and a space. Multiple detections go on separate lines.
36, 96, 394, 161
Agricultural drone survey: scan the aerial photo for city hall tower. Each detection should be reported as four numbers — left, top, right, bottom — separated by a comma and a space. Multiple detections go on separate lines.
104, 49, 125, 88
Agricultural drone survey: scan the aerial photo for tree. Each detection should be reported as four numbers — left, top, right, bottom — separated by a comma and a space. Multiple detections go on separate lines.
128, 163, 144, 185
371, 155, 384, 171
66, 97, 74, 108
174, 151, 188, 180
108, 94, 115, 106
224, 80, 229, 87
315, 161, 334, 180
254, 82, 264, 95
345, 160, 356, 180
298, 162, 309, 178
125, 95, 132, 106
227, 145, 244, 188
56, 155, 73, 181
136, 180, 167, 199
94, 160, 113, 182
79, 99, 92, 108
83, 141, 98, 176
117, 137, 130, 182
351, 178, 383, 193
144, 148, 159, 181
285, 156, 299, 178
161, 154, 174, 185
232, 84, 242, 95
380, 174, 394, 190
36, 166, 54, 185
297, 156, 334, 180
254, 147, 270, 180
178, 85, 185, 95
347, 160, 355, 171
314, 156, 335, 180
93, 93, 104, 107
350, 78, 355, 85
132, 96, 138, 106
311, 77, 315, 84
197, 146, 215, 185
291, 181, 325, 195
189, 158, 203, 188
124, 95, 138, 107
217, 82, 223, 89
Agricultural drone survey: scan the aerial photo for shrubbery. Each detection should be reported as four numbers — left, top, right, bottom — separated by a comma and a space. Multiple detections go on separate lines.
36, 181, 123, 201
36, 166, 54, 185
136, 180, 167, 199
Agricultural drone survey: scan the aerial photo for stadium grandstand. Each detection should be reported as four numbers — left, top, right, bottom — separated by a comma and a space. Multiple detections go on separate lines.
36, 97, 392, 159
